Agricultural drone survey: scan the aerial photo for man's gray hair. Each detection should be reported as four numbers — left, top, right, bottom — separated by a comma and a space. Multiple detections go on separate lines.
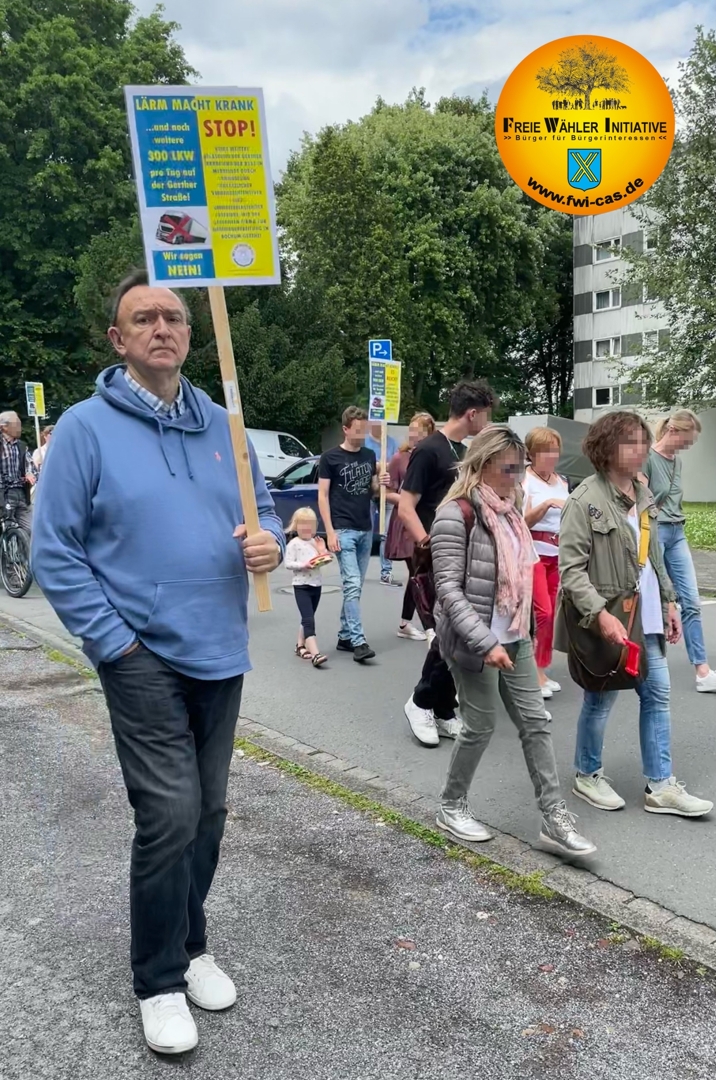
109, 268, 192, 326
0, 411, 20, 428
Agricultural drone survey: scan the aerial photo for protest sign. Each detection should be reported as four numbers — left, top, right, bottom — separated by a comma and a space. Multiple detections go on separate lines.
125, 86, 281, 611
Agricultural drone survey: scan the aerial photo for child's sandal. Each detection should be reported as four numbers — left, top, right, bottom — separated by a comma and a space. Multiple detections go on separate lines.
311, 653, 328, 668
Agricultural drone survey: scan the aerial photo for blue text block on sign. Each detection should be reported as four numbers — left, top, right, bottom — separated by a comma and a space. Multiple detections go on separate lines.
368, 339, 392, 360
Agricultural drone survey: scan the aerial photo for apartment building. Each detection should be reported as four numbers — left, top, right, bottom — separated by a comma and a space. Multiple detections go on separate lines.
572, 207, 669, 422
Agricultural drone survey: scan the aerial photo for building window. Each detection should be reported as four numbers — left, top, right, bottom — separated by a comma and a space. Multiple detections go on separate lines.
643, 330, 659, 351
594, 336, 621, 358
594, 288, 621, 311
593, 386, 621, 407
594, 237, 621, 262
645, 232, 658, 252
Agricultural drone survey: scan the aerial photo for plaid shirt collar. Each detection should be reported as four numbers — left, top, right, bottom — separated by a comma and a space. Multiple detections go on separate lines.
123, 369, 186, 420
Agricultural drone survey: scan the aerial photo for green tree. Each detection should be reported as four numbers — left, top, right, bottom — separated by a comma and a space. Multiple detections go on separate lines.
536, 41, 630, 109
620, 28, 716, 406
278, 92, 544, 419
503, 210, 574, 417
0, 0, 195, 423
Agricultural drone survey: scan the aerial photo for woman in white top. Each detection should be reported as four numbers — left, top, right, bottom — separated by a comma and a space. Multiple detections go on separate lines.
32, 425, 54, 472
522, 428, 569, 698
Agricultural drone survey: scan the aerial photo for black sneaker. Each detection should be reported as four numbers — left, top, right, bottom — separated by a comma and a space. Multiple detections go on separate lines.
353, 643, 376, 663
336, 638, 355, 652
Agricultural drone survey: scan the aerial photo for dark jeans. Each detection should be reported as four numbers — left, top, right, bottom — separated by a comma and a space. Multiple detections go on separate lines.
400, 557, 416, 623
98, 644, 243, 999
5, 486, 32, 533
294, 584, 322, 638
413, 637, 457, 720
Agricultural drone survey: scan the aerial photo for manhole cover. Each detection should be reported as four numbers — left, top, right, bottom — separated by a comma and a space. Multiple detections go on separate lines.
277, 585, 341, 595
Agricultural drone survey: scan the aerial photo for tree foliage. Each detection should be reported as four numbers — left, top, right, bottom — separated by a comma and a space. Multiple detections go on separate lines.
278, 92, 566, 420
621, 27, 716, 406
0, 0, 195, 421
536, 42, 630, 109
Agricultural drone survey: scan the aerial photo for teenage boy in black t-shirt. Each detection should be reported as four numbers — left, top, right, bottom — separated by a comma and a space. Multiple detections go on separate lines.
399, 380, 495, 745
318, 406, 389, 663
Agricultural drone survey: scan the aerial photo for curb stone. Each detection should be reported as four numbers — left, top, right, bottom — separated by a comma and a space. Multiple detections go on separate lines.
235, 714, 716, 971
5, 615, 714, 972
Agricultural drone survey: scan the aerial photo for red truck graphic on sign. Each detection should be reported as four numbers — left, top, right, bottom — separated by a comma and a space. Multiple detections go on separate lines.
156, 213, 208, 245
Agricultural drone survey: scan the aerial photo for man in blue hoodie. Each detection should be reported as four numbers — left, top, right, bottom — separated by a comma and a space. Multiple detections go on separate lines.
32, 270, 285, 1055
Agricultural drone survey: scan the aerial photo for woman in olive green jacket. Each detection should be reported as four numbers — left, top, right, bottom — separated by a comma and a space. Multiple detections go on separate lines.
556, 410, 712, 819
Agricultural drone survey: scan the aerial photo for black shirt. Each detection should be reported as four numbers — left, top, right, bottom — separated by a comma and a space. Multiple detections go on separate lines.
318, 444, 377, 531
402, 431, 466, 530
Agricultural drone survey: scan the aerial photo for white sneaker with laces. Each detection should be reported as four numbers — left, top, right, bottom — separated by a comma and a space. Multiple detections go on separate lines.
573, 769, 626, 810
404, 695, 439, 746
397, 623, 427, 641
140, 993, 198, 1054
696, 669, 716, 693
545, 678, 561, 693
435, 716, 462, 739
645, 777, 713, 817
540, 685, 553, 699
185, 954, 236, 1011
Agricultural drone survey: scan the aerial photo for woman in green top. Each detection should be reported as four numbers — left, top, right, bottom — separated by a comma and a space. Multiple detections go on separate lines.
644, 409, 716, 693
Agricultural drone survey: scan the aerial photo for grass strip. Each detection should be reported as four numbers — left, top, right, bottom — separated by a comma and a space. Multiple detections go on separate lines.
234, 736, 555, 899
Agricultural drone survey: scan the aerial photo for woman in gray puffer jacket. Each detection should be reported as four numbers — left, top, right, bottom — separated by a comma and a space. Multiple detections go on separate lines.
431, 425, 595, 859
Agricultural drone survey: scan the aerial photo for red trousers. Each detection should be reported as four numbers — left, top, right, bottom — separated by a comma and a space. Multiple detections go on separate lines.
532, 555, 560, 670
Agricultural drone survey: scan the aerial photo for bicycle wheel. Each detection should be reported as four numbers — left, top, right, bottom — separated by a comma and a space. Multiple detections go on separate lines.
0, 526, 33, 598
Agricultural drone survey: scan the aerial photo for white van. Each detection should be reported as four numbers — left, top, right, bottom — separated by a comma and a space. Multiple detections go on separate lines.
246, 429, 312, 480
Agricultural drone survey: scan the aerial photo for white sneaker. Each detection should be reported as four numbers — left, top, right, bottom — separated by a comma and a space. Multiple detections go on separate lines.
696, 669, 716, 693
540, 685, 553, 699
645, 777, 713, 817
573, 769, 626, 811
397, 623, 427, 641
435, 716, 462, 739
426, 629, 436, 646
404, 695, 439, 746
186, 954, 236, 1011
545, 678, 561, 693
544, 709, 552, 722
140, 993, 198, 1054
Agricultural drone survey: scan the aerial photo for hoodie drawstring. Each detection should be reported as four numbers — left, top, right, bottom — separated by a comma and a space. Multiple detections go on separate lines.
156, 422, 176, 477
180, 431, 194, 480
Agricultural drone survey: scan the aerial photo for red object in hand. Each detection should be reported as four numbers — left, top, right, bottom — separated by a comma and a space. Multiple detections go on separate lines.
624, 639, 640, 677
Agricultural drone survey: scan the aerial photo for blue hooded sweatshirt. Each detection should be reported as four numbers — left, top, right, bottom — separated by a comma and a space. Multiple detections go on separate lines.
31, 365, 285, 678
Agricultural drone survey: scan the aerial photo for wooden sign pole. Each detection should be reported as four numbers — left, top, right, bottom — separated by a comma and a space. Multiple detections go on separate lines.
378, 420, 388, 535
208, 285, 272, 613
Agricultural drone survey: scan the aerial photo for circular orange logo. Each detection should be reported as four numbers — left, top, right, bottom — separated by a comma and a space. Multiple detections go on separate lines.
495, 35, 674, 215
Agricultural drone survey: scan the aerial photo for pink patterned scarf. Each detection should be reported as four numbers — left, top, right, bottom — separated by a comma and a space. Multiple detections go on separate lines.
477, 483, 534, 639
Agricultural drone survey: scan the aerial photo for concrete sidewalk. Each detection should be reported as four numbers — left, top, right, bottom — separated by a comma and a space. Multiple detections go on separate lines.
2, 629, 716, 1080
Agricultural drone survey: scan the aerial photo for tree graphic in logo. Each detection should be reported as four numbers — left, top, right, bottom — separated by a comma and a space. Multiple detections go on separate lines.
536, 40, 630, 111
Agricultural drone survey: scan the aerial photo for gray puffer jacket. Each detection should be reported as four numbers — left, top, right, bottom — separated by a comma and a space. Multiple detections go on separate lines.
431, 490, 502, 672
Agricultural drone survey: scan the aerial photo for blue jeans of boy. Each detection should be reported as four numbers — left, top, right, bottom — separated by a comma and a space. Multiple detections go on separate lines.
658, 522, 707, 667
575, 635, 672, 783
379, 505, 393, 577
336, 528, 373, 645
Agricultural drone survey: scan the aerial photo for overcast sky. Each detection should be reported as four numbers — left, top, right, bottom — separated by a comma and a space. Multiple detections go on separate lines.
136, 1, 714, 175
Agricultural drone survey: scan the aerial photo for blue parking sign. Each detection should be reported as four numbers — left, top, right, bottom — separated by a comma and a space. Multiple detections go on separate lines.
368, 339, 392, 360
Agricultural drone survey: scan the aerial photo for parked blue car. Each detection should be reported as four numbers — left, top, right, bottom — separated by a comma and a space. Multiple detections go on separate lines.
266, 456, 380, 544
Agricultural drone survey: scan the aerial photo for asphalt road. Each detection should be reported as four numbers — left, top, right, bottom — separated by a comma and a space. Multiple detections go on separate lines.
2, 628, 716, 1079
2, 563, 716, 930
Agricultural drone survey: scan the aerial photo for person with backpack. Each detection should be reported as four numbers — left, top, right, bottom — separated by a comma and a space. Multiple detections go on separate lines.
431, 424, 595, 858
399, 380, 495, 746
643, 409, 716, 693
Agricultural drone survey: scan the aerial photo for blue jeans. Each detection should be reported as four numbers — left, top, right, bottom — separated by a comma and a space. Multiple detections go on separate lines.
575, 635, 672, 783
658, 522, 707, 666
336, 529, 373, 645
379, 505, 392, 577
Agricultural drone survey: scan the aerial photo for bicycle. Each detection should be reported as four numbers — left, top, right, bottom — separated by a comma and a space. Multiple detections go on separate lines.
0, 500, 32, 597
